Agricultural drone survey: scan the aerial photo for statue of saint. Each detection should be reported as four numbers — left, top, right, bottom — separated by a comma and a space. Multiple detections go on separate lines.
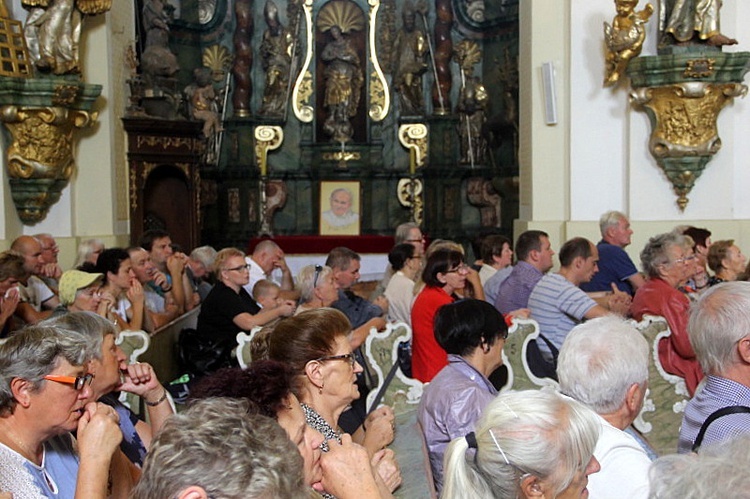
660, 0, 737, 47
260, 0, 295, 118
140, 0, 179, 96
455, 40, 488, 166
391, 4, 428, 116
321, 25, 363, 143
22, 0, 111, 75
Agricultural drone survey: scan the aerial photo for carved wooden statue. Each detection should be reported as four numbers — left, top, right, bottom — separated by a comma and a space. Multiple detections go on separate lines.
22, 0, 111, 75
659, 0, 736, 47
391, 3, 428, 116
455, 40, 488, 166
260, 0, 294, 118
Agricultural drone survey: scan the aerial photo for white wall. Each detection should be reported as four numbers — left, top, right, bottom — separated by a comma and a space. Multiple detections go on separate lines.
568, 1, 750, 222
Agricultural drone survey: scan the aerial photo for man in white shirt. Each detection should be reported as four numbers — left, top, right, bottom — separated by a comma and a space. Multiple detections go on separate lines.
10, 235, 60, 324
242, 240, 296, 300
557, 316, 652, 499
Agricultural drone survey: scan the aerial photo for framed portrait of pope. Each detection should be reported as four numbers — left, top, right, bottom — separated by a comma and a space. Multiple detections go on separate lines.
319, 181, 360, 236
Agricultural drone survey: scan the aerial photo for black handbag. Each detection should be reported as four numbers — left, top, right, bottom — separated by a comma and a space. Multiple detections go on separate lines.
178, 328, 235, 377
525, 334, 559, 381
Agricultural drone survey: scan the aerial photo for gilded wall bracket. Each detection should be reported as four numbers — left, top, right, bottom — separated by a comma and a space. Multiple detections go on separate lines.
368, 0, 389, 121
254, 125, 284, 235
0, 79, 101, 224
628, 52, 750, 210
397, 123, 427, 225
292, 0, 314, 122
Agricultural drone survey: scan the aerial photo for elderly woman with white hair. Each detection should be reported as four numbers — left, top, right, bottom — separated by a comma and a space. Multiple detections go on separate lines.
557, 316, 653, 499
441, 390, 601, 499
630, 231, 703, 396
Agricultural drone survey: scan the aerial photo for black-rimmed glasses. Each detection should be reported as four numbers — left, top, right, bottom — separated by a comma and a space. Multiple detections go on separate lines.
225, 264, 251, 272
44, 373, 95, 390
445, 263, 469, 274
315, 352, 357, 368
313, 264, 323, 288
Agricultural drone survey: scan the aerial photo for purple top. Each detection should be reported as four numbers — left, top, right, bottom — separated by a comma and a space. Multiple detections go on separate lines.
494, 261, 543, 314
417, 355, 497, 493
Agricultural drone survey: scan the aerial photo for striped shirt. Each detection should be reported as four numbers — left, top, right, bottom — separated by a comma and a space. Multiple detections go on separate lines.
528, 273, 597, 357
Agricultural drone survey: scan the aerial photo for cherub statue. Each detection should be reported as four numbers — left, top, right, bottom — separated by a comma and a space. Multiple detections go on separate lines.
22, 0, 112, 75
604, 0, 653, 87
185, 67, 222, 139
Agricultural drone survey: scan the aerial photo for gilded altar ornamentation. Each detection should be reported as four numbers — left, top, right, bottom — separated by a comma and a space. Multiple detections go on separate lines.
292, 0, 314, 122
684, 58, 715, 79
0, 105, 97, 223
398, 123, 427, 174
397, 177, 423, 225
631, 81, 747, 210
254, 125, 284, 176
368, 0, 389, 121
604, 0, 653, 87
202, 45, 232, 82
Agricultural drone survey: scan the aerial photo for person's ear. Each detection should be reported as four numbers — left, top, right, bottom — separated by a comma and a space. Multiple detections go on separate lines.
10, 377, 33, 409
625, 382, 642, 414
176, 486, 210, 499
305, 360, 324, 389
737, 336, 750, 364
519, 475, 545, 498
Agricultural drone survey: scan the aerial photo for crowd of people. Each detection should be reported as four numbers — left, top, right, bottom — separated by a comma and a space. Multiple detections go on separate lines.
1, 215, 750, 497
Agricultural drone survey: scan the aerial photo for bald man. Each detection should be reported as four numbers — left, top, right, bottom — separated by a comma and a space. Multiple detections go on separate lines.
10, 235, 60, 324
242, 240, 298, 300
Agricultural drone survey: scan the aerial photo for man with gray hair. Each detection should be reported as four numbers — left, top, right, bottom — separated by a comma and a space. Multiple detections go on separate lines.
581, 210, 645, 295
557, 316, 651, 498
131, 398, 307, 498
187, 245, 217, 301
678, 282, 750, 453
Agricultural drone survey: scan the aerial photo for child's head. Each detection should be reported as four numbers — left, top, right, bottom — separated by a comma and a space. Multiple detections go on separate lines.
253, 279, 282, 309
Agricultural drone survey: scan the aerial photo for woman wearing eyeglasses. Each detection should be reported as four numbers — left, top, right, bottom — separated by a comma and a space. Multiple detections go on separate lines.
0, 326, 123, 498
411, 248, 469, 382
266, 308, 401, 497
630, 232, 704, 396
418, 299, 508, 493
44, 312, 173, 472
194, 247, 295, 373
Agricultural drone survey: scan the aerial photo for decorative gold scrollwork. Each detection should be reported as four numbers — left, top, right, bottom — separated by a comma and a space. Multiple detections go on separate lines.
684, 59, 715, 79
254, 125, 284, 176
397, 177, 423, 225
398, 123, 428, 173
368, 0, 389, 121
292, 0, 314, 122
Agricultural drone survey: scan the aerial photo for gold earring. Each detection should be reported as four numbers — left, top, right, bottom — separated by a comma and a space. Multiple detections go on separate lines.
318, 383, 324, 395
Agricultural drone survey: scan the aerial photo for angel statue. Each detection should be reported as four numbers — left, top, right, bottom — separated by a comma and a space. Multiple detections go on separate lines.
317, 0, 365, 143
22, 0, 112, 75
603, 0, 653, 87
